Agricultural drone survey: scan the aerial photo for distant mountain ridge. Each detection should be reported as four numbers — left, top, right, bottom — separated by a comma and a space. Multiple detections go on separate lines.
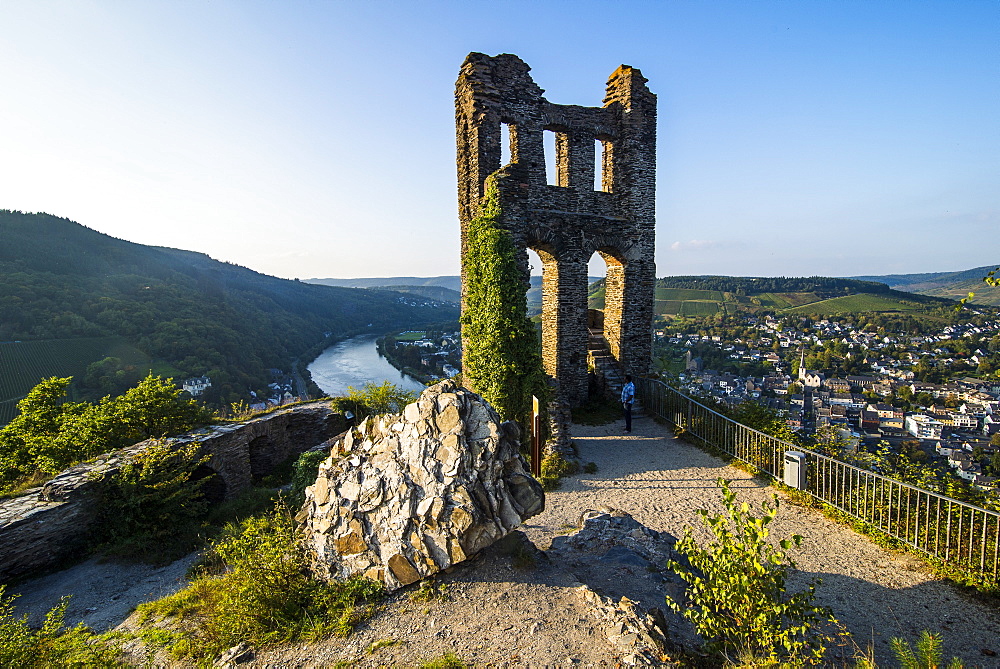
307, 275, 603, 313
307, 276, 463, 291
0, 211, 457, 408
848, 265, 1000, 306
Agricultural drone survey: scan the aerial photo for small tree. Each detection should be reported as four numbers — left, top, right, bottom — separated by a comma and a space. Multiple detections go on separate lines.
0, 374, 211, 493
342, 381, 418, 419
890, 630, 964, 669
666, 479, 836, 664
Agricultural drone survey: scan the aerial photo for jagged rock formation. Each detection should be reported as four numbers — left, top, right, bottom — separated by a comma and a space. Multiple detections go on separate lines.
552, 509, 688, 665
298, 380, 544, 591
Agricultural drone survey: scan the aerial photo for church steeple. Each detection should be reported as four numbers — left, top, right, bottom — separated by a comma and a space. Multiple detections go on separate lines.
798, 346, 807, 382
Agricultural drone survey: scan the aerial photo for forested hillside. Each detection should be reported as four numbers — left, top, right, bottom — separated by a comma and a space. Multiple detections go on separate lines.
0, 211, 457, 409
656, 275, 896, 296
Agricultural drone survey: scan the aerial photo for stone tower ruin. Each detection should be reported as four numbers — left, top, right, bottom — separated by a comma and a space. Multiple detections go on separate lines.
456, 52, 656, 407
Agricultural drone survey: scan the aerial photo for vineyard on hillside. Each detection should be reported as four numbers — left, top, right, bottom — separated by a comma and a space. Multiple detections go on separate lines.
784, 293, 935, 314
0, 337, 160, 425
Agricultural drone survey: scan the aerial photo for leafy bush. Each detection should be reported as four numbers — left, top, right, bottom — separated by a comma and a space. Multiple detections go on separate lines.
666, 479, 836, 664
92, 440, 209, 560
331, 381, 419, 421
0, 587, 120, 666
538, 451, 578, 491
137, 503, 384, 660
0, 374, 211, 493
289, 449, 328, 507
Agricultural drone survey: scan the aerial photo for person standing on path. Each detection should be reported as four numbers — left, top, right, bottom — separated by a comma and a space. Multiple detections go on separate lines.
621, 375, 635, 433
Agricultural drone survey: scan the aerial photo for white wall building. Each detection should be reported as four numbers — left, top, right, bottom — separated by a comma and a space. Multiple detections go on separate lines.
905, 414, 944, 440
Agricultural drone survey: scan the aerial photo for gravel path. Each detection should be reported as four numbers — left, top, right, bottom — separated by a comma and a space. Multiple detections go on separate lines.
523, 414, 1000, 667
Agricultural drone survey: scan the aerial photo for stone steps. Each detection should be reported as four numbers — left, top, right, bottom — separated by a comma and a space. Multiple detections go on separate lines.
586, 329, 644, 415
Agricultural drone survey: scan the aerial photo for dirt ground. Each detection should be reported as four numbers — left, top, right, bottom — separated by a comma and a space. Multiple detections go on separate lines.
9, 413, 1000, 667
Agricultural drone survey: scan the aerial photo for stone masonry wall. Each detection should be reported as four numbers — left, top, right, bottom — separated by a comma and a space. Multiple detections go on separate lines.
456, 53, 656, 409
0, 402, 345, 583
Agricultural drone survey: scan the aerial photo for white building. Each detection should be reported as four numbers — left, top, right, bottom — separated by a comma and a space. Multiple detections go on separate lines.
182, 376, 212, 397
905, 414, 944, 440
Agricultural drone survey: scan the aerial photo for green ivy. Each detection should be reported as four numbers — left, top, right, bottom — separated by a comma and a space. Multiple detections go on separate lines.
460, 173, 547, 428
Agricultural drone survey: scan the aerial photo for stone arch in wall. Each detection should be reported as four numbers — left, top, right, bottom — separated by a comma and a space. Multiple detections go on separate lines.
457, 53, 656, 407
248, 434, 277, 481
190, 463, 227, 504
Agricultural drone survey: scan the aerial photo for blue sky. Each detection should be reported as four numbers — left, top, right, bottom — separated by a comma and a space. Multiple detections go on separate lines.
1, 1, 996, 280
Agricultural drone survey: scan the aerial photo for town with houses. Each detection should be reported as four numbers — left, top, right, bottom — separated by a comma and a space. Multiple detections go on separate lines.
180, 307, 1000, 493
379, 330, 462, 382
663, 313, 1000, 490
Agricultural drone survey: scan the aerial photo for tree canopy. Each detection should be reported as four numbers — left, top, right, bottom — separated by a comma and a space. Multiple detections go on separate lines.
0, 374, 212, 493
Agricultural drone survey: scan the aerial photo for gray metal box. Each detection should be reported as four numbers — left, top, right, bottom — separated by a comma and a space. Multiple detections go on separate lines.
783, 450, 806, 490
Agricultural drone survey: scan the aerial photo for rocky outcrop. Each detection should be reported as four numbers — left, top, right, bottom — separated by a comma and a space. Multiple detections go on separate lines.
551, 509, 688, 665
298, 380, 544, 591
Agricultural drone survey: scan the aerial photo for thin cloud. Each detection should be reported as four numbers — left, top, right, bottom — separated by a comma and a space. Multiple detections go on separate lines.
670, 239, 719, 252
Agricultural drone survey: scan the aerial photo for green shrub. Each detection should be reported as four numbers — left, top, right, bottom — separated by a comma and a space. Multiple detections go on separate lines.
666, 479, 836, 664
92, 440, 209, 561
289, 449, 329, 507
538, 451, 578, 491
137, 503, 384, 660
0, 587, 121, 666
331, 381, 418, 421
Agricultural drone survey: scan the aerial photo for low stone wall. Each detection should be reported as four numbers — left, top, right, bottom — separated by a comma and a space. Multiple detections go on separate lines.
0, 401, 346, 583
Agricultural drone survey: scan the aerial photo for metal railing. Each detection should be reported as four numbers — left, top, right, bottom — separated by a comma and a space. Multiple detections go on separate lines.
637, 377, 1000, 581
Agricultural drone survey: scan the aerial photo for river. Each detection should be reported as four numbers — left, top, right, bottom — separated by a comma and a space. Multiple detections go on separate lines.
307, 334, 426, 397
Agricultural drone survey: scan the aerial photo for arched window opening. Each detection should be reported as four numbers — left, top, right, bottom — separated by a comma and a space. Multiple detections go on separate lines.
248, 435, 276, 481
190, 464, 227, 504
526, 247, 544, 320
594, 250, 626, 364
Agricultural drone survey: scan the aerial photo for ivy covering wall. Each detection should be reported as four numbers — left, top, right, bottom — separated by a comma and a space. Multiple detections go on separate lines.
461, 173, 547, 428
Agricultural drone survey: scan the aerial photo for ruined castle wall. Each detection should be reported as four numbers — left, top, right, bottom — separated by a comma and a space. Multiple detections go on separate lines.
0, 402, 345, 583
456, 53, 657, 407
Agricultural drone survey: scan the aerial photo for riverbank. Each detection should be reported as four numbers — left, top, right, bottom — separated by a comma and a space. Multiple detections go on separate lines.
307, 334, 425, 397
374, 336, 437, 385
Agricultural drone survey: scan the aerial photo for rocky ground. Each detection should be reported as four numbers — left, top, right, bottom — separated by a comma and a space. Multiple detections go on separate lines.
10, 413, 1000, 667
